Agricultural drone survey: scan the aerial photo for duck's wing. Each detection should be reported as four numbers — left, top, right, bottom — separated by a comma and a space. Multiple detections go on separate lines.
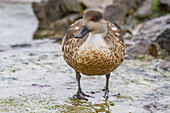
62, 19, 83, 51
105, 21, 124, 43
104, 21, 125, 59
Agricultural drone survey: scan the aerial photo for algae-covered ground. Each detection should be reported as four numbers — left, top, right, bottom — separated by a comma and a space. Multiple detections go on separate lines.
0, 40, 169, 113
0, 1, 170, 113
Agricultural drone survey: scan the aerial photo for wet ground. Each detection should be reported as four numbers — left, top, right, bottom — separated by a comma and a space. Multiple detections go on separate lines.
0, 40, 170, 113
0, 1, 170, 113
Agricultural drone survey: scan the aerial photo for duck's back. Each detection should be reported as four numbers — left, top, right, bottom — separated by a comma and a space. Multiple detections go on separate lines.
62, 20, 125, 75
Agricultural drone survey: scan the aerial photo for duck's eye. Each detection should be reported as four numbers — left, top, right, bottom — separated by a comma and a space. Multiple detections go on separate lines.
92, 18, 97, 22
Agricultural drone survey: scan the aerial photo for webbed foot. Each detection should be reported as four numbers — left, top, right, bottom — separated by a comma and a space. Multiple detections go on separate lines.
73, 90, 94, 100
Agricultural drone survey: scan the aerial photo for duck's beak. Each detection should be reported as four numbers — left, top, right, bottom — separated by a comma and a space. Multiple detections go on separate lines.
75, 25, 89, 38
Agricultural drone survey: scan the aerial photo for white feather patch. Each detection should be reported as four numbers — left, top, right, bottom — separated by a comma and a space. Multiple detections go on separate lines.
76, 33, 110, 63
74, 26, 79, 30
80, 33, 107, 50
111, 27, 118, 31
115, 32, 120, 36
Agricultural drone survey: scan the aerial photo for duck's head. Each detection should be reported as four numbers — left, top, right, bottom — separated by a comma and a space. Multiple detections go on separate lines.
75, 10, 107, 38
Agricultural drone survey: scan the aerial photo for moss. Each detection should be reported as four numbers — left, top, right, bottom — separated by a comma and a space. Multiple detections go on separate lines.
152, 0, 160, 11
132, 0, 170, 23
78, 2, 87, 16
151, 0, 170, 19
12, 69, 16, 73
138, 55, 154, 61
157, 48, 168, 59
149, 43, 158, 58
61, 98, 115, 113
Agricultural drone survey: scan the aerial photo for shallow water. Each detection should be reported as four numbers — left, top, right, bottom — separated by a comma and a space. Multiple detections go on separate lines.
0, 0, 38, 45
0, 1, 170, 113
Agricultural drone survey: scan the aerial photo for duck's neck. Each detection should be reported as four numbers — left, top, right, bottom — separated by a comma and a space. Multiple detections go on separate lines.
82, 33, 106, 47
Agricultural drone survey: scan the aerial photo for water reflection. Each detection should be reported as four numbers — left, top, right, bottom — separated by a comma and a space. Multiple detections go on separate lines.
64, 98, 114, 113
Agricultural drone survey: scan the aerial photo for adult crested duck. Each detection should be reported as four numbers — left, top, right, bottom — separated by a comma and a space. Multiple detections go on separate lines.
62, 10, 125, 100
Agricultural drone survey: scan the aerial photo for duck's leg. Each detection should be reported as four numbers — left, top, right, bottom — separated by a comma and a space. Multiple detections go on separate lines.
73, 71, 92, 100
103, 73, 110, 98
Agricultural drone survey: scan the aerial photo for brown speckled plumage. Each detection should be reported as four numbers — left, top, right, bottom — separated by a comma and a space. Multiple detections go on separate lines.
62, 14, 125, 76
62, 10, 125, 99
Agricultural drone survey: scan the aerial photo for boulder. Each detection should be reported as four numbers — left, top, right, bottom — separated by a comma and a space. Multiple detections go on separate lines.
156, 28, 170, 55
32, 0, 80, 40
135, 0, 153, 19
33, 13, 80, 40
127, 15, 170, 58
103, 0, 143, 29
139, 15, 170, 55
159, 0, 170, 12
78, 0, 112, 12
103, 3, 127, 28
126, 38, 150, 59
139, 15, 170, 41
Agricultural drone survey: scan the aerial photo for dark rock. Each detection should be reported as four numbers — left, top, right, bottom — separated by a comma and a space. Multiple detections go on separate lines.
135, 0, 153, 19
103, 3, 127, 29
33, 13, 80, 40
32, 0, 79, 27
103, 0, 143, 29
32, 0, 80, 40
127, 15, 170, 59
138, 15, 170, 55
156, 28, 170, 55
11, 44, 32, 48
159, 0, 170, 12
78, 0, 112, 12
126, 38, 150, 59
53, 14, 80, 31
79, 0, 112, 8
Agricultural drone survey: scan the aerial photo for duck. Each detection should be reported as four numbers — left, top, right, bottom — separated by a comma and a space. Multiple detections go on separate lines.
62, 10, 125, 100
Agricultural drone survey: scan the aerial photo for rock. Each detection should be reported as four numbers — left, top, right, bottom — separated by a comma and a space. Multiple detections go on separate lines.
32, 0, 80, 40
138, 15, 170, 55
127, 15, 170, 58
139, 15, 170, 41
159, 0, 170, 12
103, 0, 143, 30
33, 13, 80, 40
78, 0, 112, 8
53, 14, 80, 31
103, 3, 127, 28
78, 0, 112, 12
32, 0, 79, 26
126, 38, 150, 59
156, 28, 170, 55
135, 0, 153, 19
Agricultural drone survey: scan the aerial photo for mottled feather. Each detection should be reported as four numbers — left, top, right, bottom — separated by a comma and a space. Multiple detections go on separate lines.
62, 19, 125, 76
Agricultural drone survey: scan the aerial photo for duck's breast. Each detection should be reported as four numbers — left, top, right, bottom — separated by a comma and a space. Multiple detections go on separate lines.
76, 33, 110, 62
72, 33, 116, 75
